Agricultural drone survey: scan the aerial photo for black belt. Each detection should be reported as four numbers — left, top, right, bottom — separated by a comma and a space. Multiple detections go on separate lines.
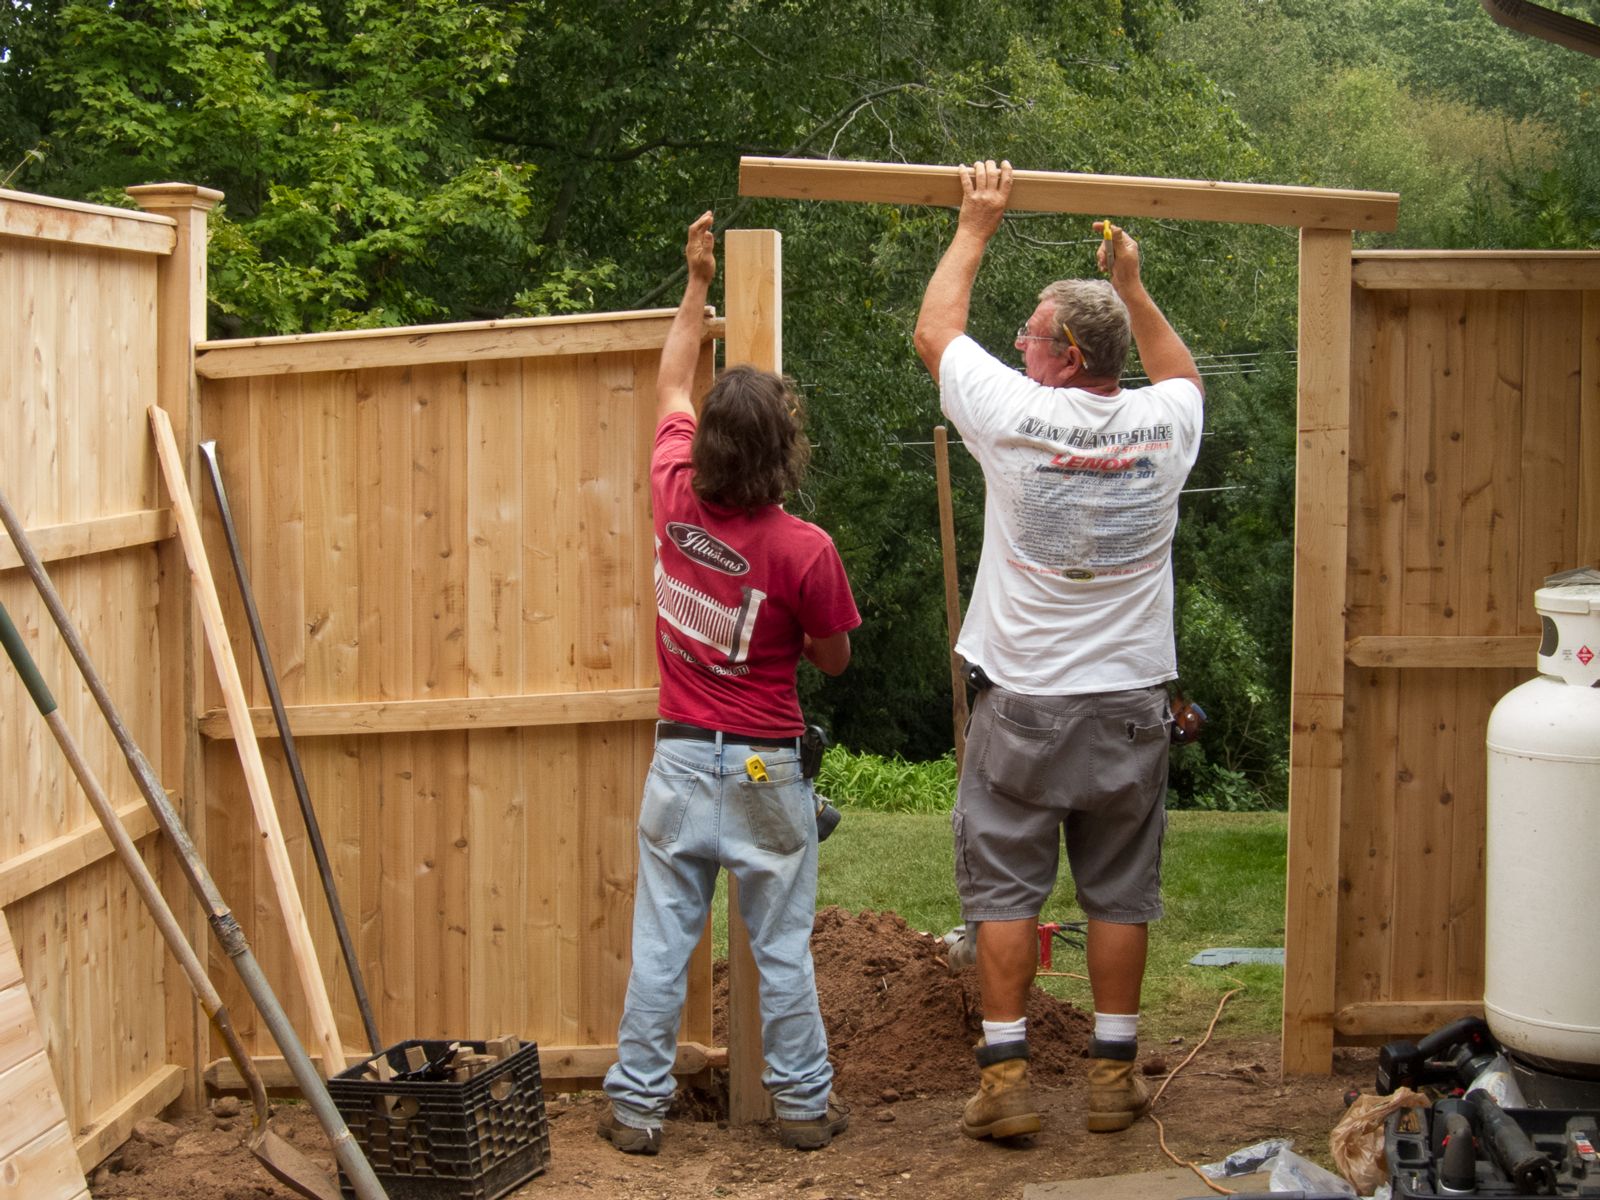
656, 720, 794, 751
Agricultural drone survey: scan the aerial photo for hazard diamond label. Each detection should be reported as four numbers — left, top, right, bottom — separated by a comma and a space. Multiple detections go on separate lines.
1580, 645, 1595, 666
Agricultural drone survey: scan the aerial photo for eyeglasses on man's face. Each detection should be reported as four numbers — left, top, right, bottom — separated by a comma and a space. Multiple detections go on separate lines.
1014, 320, 1082, 353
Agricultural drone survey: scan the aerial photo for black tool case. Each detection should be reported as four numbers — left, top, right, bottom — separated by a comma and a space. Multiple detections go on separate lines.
1387, 1104, 1600, 1198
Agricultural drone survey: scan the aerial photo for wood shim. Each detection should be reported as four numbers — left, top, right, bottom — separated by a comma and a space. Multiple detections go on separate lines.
738, 156, 1400, 231
0, 911, 91, 1199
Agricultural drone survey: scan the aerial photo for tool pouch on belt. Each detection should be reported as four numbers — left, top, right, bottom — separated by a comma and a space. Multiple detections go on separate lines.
802, 725, 842, 842
1168, 683, 1207, 745
801, 724, 827, 779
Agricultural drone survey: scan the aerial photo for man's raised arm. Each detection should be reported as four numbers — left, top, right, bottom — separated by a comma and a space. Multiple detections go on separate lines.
1096, 220, 1202, 395
914, 160, 1013, 378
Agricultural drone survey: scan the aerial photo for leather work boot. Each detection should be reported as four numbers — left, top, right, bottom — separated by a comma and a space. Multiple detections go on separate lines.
597, 1109, 662, 1155
1085, 1038, 1151, 1132
777, 1099, 850, 1150
960, 1040, 1042, 1140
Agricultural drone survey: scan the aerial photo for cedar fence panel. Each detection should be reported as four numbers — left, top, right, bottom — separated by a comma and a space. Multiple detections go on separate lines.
192, 313, 721, 1072
0, 187, 190, 1172
1283, 252, 1600, 1070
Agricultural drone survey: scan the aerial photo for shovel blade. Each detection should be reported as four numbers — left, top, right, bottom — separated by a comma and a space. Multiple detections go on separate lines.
250, 1127, 344, 1200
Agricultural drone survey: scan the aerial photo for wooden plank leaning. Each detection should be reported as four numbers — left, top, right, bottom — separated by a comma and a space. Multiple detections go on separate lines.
146, 405, 347, 1077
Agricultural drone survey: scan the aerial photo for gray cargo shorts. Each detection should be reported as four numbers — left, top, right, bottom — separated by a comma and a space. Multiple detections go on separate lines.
953, 683, 1172, 925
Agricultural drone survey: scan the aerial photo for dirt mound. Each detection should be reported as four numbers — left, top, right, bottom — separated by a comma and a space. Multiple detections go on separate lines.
715, 906, 1091, 1100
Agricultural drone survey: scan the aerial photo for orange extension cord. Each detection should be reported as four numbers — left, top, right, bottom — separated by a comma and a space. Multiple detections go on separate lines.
1143, 980, 1248, 1197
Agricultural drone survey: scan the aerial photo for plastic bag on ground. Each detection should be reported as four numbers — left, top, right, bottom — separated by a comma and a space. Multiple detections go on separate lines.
1268, 1146, 1358, 1196
1328, 1089, 1429, 1196
1199, 1136, 1294, 1178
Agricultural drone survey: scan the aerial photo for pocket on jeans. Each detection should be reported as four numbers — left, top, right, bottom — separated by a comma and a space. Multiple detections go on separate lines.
639, 762, 697, 847
978, 699, 1060, 804
739, 769, 810, 856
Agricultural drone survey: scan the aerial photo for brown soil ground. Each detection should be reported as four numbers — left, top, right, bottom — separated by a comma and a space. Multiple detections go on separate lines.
89, 908, 1373, 1200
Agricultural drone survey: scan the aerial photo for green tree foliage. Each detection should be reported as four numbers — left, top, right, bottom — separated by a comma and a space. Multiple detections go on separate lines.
6, 0, 542, 331
9, 0, 1597, 805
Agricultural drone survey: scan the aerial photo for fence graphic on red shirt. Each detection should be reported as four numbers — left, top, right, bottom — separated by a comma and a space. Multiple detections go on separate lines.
654, 550, 767, 664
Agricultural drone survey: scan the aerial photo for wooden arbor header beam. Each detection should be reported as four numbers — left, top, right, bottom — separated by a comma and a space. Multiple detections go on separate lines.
739, 157, 1400, 232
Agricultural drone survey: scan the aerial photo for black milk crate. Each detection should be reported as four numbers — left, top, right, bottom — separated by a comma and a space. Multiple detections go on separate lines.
328, 1038, 550, 1200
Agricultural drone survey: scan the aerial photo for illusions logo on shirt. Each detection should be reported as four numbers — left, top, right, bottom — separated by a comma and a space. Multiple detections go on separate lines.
666, 522, 749, 575
654, 535, 765, 671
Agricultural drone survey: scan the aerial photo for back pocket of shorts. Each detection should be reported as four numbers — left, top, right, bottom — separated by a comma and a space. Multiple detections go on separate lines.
979, 702, 1060, 804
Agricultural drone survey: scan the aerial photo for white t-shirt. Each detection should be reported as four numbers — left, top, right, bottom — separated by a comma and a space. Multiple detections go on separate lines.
939, 334, 1203, 695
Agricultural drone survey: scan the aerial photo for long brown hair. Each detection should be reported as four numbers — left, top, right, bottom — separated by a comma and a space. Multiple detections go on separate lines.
691, 365, 810, 512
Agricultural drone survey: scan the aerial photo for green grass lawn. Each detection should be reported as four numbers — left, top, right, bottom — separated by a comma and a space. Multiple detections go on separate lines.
711, 809, 1287, 1043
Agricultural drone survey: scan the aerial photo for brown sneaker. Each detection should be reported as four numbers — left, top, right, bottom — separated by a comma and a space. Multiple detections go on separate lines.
597, 1109, 662, 1155
1085, 1039, 1151, 1132
777, 1099, 850, 1150
961, 1040, 1042, 1140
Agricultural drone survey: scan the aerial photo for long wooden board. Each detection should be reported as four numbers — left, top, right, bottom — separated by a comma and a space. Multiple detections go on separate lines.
0, 188, 174, 257
1354, 252, 1600, 291
739, 157, 1399, 231
196, 311, 727, 379
1282, 228, 1355, 1075
196, 686, 661, 739
0, 911, 90, 1199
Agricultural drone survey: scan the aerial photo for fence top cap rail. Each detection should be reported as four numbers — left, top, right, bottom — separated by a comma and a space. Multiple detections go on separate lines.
1353, 249, 1600, 260
197, 305, 685, 353
0, 186, 176, 227
739, 156, 1400, 231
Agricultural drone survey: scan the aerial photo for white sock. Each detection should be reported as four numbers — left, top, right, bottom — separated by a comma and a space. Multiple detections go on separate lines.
1094, 1011, 1139, 1044
982, 1017, 1027, 1045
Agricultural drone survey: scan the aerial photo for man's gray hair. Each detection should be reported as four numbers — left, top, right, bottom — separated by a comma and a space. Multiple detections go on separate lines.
1038, 279, 1131, 379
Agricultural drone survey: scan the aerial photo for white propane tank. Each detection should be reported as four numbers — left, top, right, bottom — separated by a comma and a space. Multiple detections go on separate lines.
1484, 576, 1600, 1074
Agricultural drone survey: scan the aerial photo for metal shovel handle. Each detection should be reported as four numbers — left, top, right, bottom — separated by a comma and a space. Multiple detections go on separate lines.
200, 439, 383, 1056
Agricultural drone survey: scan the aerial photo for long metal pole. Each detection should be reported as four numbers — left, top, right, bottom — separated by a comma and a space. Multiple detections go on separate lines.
199, 440, 383, 1055
0, 486, 389, 1200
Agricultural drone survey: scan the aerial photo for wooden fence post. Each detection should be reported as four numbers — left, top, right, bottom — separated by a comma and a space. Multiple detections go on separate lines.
127, 183, 222, 1110
933, 427, 969, 771
723, 229, 781, 1124
1282, 227, 1354, 1076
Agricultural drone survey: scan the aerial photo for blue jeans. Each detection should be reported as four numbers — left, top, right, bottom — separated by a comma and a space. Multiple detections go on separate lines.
603, 728, 833, 1128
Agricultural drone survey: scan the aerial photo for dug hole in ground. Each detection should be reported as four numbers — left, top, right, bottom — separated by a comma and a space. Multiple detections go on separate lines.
89, 908, 1372, 1200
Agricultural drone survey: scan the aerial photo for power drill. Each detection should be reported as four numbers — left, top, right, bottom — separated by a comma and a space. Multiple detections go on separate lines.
1376, 1016, 1496, 1095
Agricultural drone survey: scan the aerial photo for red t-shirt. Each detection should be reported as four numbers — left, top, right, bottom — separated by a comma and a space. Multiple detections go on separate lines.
651, 413, 860, 738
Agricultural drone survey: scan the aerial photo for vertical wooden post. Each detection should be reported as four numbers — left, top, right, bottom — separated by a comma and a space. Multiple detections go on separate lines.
127, 184, 222, 1110
1282, 227, 1354, 1076
1580, 291, 1600, 566
723, 229, 781, 1123
933, 427, 969, 771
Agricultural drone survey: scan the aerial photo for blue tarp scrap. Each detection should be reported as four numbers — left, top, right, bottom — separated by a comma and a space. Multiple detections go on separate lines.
1188, 947, 1285, 967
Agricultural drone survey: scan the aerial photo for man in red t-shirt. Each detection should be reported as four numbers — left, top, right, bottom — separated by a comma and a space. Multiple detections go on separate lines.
599, 212, 861, 1156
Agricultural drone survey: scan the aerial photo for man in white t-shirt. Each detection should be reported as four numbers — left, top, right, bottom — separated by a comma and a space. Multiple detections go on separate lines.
914, 160, 1203, 1141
